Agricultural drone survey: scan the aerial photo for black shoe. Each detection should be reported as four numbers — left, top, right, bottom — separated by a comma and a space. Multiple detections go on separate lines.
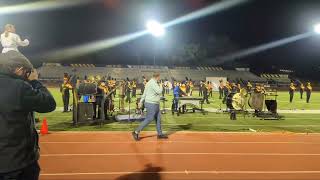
157, 134, 168, 139
132, 131, 139, 141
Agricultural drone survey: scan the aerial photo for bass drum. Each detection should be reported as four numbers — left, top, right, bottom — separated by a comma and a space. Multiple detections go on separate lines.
248, 92, 265, 111
226, 93, 245, 110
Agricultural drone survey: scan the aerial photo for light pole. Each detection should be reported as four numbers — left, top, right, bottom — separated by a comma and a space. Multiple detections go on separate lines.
145, 19, 165, 66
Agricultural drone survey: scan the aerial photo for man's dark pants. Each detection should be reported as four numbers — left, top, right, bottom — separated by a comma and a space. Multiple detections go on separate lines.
62, 93, 69, 112
289, 92, 294, 103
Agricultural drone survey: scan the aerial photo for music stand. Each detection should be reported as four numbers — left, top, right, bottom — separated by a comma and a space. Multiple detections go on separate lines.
160, 97, 167, 114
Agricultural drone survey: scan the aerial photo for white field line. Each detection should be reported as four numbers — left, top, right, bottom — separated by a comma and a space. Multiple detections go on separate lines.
40, 141, 320, 145
48, 131, 320, 135
41, 152, 320, 157
40, 170, 320, 176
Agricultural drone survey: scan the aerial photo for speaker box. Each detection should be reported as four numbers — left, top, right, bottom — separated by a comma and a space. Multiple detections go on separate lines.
265, 100, 277, 113
77, 102, 94, 122
78, 83, 97, 95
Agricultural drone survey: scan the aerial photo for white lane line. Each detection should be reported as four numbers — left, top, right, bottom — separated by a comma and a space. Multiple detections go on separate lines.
40, 170, 320, 176
47, 131, 320, 135
185, 170, 189, 175
40, 123, 320, 127
41, 152, 320, 157
40, 141, 320, 144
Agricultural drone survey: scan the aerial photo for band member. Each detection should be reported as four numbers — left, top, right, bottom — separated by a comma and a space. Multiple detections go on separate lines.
189, 79, 194, 96
125, 78, 132, 103
289, 82, 296, 103
180, 82, 187, 94
119, 80, 126, 112
132, 79, 137, 98
93, 81, 103, 119
306, 82, 312, 103
60, 77, 72, 112
208, 81, 213, 98
97, 81, 110, 120
219, 80, 224, 99
222, 81, 231, 104
254, 83, 262, 93
299, 83, 305, 99
109, 78, 116, 97
132, 72, 167, 141
163, 79, 169, 94
141, 76, 147, 94
199, 80, 204, 96
185, 78, 190, 94
160, 80, 165, 97
252, 83, 264, 114
237, 83, 241, 93
247, 81, 252, 91
231, 83, 238, 93
203, 82, 210, 104
1, 24, 29, 53
255, 83, 266, 94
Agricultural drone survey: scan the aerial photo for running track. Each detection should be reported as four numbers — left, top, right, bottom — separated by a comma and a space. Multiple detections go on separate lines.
39, 132, 320, 180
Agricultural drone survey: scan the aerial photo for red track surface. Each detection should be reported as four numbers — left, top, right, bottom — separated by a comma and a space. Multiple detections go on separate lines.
39, 132, 320, 180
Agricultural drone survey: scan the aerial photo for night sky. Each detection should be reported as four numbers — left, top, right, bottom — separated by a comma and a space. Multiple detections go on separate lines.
1, 0, 320, 77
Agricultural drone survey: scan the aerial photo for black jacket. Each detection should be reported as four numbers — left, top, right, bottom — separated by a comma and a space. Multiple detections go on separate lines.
0, 73, 56, 173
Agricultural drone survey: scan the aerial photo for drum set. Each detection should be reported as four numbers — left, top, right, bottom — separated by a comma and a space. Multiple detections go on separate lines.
225, 88, 281, 120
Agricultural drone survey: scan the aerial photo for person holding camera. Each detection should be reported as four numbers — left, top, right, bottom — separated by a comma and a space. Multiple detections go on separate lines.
0, 51, 56, 180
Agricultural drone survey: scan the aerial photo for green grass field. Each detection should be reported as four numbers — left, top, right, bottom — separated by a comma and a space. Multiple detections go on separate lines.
49, 88, 320, 110
36, 88, 320, 133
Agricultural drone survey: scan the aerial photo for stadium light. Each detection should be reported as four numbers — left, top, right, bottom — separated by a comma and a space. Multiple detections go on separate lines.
146, 20, 165, 38
314, 24, 320, 34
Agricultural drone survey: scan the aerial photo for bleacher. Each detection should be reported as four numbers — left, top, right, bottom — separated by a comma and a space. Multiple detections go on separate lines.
261, 74, 291, 85
196, 66, 223, 71
38, 64, 265, 84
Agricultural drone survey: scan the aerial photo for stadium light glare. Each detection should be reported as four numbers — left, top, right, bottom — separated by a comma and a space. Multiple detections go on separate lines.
0, 0, 97, 15
146, 20, 165, 37
42, 0, 248, 60
314, 24, 320, 34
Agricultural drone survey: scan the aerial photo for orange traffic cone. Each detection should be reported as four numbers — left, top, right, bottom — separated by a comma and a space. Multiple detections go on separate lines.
40, 117, 49, 135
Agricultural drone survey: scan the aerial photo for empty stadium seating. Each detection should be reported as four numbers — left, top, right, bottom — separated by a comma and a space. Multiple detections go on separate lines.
260, 74, 291, 85
38, 64, 266, 83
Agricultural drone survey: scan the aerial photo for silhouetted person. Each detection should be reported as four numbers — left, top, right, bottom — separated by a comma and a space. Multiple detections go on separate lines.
116, 164, 163, 180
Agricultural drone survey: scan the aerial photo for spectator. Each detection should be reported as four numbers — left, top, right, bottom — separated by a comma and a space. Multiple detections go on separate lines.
0, 51, 56, 180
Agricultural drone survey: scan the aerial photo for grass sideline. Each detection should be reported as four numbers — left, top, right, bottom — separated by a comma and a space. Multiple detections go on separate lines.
35, 88, 320, 133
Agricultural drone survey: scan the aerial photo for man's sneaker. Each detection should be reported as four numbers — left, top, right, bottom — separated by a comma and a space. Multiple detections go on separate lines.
132, 131, 139, 141
157, 134, 168, 139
